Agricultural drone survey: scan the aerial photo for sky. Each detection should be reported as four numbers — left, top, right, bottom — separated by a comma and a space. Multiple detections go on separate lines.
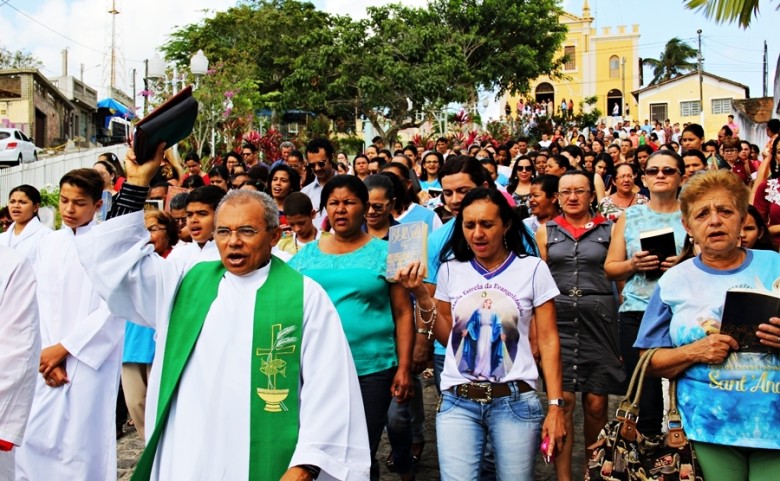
0, 0, 776, 115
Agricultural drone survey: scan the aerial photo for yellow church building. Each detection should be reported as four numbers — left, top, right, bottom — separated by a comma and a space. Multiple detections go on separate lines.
508, 0, 640, 120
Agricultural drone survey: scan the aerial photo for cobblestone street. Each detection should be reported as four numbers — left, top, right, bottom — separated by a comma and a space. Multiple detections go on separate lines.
118, 375, 620, 480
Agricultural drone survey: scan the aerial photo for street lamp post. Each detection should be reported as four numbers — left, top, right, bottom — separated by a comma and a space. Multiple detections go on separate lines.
144, 50, 210, 154
146, 50, 209, 97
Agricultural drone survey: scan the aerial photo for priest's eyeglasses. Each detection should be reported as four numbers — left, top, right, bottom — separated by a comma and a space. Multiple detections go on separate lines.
214, 227, 260, 241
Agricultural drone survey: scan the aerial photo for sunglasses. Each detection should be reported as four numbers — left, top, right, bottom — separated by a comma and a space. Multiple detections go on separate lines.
308, 161, 328, 169
644, 166, 680, 177
516, 165, 534, 172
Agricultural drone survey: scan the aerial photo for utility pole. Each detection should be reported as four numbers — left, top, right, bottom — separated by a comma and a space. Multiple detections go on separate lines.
697, 29, 704, 126
143, 59, 149, 116
131, 68, 136, 116
109, 0, 119, 90
621, 56, 626, 117
764, 40, 768, 97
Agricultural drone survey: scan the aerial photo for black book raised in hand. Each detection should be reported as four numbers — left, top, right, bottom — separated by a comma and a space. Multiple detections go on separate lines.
133, 86, 199, 164
639, 227, 677, 280
721, 288, 780, 353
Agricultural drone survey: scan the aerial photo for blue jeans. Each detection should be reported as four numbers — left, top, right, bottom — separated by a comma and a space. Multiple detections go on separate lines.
436, 388, 544, 481
359, 367, 411, 480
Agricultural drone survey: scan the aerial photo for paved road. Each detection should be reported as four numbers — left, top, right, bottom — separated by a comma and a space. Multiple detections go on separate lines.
118, 375, 621, 480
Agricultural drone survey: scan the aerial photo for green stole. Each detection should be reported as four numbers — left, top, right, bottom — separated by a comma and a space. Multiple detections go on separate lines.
132, 256, 304, 481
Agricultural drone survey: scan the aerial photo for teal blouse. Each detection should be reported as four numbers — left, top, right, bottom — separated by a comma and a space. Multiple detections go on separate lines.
288, 237, 397, 376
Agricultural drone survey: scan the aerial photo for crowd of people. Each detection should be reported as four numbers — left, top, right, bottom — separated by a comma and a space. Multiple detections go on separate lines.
1, 113, 780, 481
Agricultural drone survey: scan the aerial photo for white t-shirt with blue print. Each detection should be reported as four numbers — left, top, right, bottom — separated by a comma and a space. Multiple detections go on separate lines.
636, 249, 780, 449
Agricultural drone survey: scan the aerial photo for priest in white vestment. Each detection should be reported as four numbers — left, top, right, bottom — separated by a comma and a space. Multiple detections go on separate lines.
0, 247, 40, 479
77, 153, 370, 481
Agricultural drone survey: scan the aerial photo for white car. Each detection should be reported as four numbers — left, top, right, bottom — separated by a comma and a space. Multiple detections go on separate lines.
0, 128, 38, 166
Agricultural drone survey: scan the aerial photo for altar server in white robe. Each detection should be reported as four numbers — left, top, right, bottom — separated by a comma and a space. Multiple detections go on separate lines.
0, 247, 40, 479
0, 185, 52, 265
76, 149, 370, 481
15, 169, 126, 481
164, 185, 224, 270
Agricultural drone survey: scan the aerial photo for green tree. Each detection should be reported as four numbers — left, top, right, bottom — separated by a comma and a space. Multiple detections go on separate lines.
0, 47, 42, 69
683, 0, 777, 28
284, 0, 566, 140
642, 37, 698, 86
161, 0, 567, 141
161, 0, 330, 113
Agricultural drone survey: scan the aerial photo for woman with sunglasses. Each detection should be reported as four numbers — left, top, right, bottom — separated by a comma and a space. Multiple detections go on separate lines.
507, 156, 535, 218
604, 151, 688, 439
363, 174, 398, 241
597, 163, 648, 221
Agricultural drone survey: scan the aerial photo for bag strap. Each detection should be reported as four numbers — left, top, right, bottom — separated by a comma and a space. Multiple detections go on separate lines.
617, 348, 658, 441
617, 347, 659, 421
666, 379, 688, 448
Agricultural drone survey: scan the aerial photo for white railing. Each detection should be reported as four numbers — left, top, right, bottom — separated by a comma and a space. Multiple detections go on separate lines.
0, 144, 127, 198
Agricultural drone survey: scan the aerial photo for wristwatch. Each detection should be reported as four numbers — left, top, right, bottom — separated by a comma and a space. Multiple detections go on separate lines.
548, 398, 566, 407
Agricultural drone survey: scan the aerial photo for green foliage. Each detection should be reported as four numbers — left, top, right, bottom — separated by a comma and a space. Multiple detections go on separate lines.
642, 38, 698, 86
683, 0, 772, 29
0, 47, 42, 69
162, 0, 566, 143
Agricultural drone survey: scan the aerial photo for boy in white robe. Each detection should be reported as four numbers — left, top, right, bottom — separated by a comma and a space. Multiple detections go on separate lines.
0, 246, 40, 479
15, 168, 127, 481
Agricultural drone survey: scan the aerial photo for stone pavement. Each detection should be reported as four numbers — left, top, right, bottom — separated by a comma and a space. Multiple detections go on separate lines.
118, 375, 621, 480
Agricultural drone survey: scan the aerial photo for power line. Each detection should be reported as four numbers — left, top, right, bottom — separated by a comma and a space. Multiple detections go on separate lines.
0, 1, 106, 55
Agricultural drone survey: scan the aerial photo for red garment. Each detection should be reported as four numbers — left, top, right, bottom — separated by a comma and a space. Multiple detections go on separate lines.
181, 173, 211, 185
113, 176, 126, 191
552, 213, 609, 240
753, 179, 780, 247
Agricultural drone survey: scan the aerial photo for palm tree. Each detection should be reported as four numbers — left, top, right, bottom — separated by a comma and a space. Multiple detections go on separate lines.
683, 0, 776, 29
642, 38, 698, 86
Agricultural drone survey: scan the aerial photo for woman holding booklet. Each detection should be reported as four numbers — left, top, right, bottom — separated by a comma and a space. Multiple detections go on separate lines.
287, 174, 415, 481
604, 150, 688, 437
635, 169, 780, 481
399, 187, 565, 481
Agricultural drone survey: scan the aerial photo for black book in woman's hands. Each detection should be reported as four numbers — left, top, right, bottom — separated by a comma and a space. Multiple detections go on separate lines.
639, 227, 677, 279
721, 288, 780, 353
133, 86, 199, 164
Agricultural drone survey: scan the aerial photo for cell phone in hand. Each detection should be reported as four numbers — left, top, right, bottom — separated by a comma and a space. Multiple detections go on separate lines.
540, 435, 557, 464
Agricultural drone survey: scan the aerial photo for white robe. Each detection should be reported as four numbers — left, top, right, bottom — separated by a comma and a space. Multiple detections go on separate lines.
0, 218, 52, 266
76, 211, 371, 481
0, 247, 40, 479
165, 238, 219, 272
14, 222, 126, 481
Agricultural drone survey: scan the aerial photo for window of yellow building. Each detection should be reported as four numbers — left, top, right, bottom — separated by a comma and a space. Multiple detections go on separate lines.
712, 98, 733, 115
564, 46, 576, 71
680, 100, 701, 117
609, 56, 620, 79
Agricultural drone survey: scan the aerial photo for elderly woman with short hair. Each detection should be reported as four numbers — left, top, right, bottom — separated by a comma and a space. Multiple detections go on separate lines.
635, 169, 780, 481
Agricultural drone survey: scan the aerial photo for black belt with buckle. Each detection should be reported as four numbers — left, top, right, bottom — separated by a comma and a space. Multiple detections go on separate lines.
448, 381, 532, 403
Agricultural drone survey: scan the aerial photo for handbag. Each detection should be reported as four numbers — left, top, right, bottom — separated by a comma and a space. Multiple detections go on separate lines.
586, 348, 704, 481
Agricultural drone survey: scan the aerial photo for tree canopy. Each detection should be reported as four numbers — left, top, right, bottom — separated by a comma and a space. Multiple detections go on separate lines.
642, 37, 698, 86
683, 0, 777, 29
161, 0, 566, 140
0, 47, 42, 70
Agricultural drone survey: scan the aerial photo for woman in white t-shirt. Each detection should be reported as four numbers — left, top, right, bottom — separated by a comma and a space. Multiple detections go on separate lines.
401, 187, 565, 481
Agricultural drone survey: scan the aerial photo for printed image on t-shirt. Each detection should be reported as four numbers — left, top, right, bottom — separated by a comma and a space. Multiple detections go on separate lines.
451, 289, 521, 382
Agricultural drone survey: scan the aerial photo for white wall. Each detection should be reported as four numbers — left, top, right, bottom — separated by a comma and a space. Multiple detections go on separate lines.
0, 144, 126, 199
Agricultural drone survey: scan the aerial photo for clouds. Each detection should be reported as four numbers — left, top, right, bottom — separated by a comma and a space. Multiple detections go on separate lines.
0, 0, 235, 100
